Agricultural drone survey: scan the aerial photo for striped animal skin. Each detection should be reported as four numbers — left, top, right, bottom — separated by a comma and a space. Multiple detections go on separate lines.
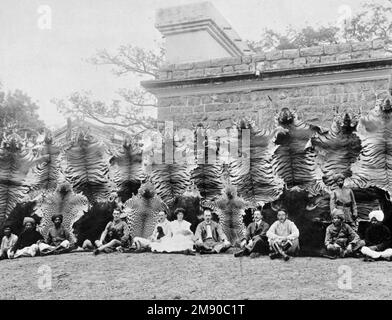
209, 184, 248, 246
272, 108, 321, 191
124, 181, 168, 239
26, 132, 62, 198
64, 131, 111, 204
0, 133, 36, 227
35, 181, 89, 239
311, 113, 361, 189
109, 138, 144, 202
350, 94, 392, 197
229, 118, 284, 206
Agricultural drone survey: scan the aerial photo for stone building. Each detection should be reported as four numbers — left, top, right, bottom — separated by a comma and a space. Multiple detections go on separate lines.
142, 1, 392, 130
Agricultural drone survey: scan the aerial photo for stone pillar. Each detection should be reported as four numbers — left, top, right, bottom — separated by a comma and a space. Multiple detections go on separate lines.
155, 1, 253, 64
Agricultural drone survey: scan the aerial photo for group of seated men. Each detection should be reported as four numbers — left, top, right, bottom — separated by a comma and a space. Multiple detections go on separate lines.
0, 206, 391, 262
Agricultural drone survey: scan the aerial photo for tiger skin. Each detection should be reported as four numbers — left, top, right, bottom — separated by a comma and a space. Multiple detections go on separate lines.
34, 181, 89, 239
123, 181, 168, 239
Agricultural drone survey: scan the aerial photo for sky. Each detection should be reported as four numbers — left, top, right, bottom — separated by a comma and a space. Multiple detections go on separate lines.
0, 0, 365, 129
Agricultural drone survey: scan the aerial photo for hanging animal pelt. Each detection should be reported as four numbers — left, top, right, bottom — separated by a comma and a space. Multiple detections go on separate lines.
272, 108, 323, 191
229, 118, 284, 206
349, 93, 392, 197
123, 181, 168, 238
26, 132, 62, 198
169, 182, 203, 232
109, 138, 144, 203
148, 129, 196, 205
64, 130, 111, 204
190, 126, 227, 202
0, 132, 46, 227
311, 113, 361, 188
34, 181, 89, 238
206, 184, 249, 246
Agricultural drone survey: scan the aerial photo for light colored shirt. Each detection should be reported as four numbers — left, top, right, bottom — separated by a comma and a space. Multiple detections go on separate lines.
267, 219, 299, 242
170, 220, 192, 236
151, 219, 172, 241
1, 234, 18, 254
206, 224, 213, 239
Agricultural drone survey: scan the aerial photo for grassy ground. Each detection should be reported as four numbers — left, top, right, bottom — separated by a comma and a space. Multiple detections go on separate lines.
0, 251, 391, 300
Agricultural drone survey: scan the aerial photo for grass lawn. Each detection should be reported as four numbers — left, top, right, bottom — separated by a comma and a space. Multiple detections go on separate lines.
0, 251, 391, 300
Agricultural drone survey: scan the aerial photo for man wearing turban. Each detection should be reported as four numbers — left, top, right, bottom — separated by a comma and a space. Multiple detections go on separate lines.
361, 210, 392, 261
330, 173, 358, 231
324, 209, 365, 258
39, 213, 75, 255
8, 217, 44, 259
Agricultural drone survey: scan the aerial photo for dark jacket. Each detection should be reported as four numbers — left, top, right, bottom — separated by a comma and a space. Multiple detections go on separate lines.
11, 229, 43, 253
195, 221, 228, 243
325, 223, 359, 247
246, 220, 269, 242
365, 224, 391, 251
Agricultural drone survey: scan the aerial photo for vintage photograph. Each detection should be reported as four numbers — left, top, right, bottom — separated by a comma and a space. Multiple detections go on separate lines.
0, 0, 392, 302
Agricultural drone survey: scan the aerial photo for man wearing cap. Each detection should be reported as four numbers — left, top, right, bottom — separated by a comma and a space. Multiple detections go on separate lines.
8, 217, 44, 259
330, 173, 358, 230
39, 213, 75, 255
234, 209, 270, 258
194, 208, 231, 254
93, 209, 130, 255
325, 209, 364, 258
0, 223, 18, 260
361, 210, 392, 261
267, 209, 300, 261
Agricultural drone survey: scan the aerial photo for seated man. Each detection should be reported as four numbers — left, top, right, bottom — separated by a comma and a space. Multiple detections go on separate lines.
132, 210, 172, 253
267, 209, 300, 261
94, 209, 130, 255
234, 209, 270, 258
8, 217, 44, 259
325, 209, 365, 258
361, 210, 392, 261
39, 213, 75, 255
194, 208, 231, 254
0, 223, 18, 260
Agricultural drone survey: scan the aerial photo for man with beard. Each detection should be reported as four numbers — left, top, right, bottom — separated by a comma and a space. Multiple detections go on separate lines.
8, 217, 44, 259
39, 213, 75, 255
361, 210, 392, 261
234, 209, 269, 258
330, 173, 358, 231
325, 209, 364, 258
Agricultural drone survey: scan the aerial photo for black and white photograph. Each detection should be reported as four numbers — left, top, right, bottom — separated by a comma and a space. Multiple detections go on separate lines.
1, 0, 392, 306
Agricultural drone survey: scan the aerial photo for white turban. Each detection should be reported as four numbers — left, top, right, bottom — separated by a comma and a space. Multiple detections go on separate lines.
369, 210, 384, 222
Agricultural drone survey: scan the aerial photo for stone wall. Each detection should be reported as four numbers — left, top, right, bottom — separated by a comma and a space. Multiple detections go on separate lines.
143, 40, 392, 130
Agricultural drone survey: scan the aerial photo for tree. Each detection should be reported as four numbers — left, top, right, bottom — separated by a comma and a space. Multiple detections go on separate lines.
55, 44, 164, 133
251, 0, 392, 52
343, 0, 392, 42
0, 84, 45, 139
249, 26, 339, 52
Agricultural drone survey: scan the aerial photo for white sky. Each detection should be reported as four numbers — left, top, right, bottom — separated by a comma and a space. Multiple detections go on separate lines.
0, 0, 364, 129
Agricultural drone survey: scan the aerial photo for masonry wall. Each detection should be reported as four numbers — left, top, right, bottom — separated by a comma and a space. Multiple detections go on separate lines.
144, 39, 392, 129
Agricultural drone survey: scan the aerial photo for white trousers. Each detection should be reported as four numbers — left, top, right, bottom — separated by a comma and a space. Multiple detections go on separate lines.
361, 246, 392, 259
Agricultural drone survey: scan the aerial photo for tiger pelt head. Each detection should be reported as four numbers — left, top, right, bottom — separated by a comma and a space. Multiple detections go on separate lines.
138, 181, 157, 199
1, 132, 25, 153
277, 108, 295, 126
374, 91, 392, 118
331, 113, 359, 135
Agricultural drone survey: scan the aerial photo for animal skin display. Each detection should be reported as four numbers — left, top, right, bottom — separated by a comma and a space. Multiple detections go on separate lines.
2, 94, 392, 249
